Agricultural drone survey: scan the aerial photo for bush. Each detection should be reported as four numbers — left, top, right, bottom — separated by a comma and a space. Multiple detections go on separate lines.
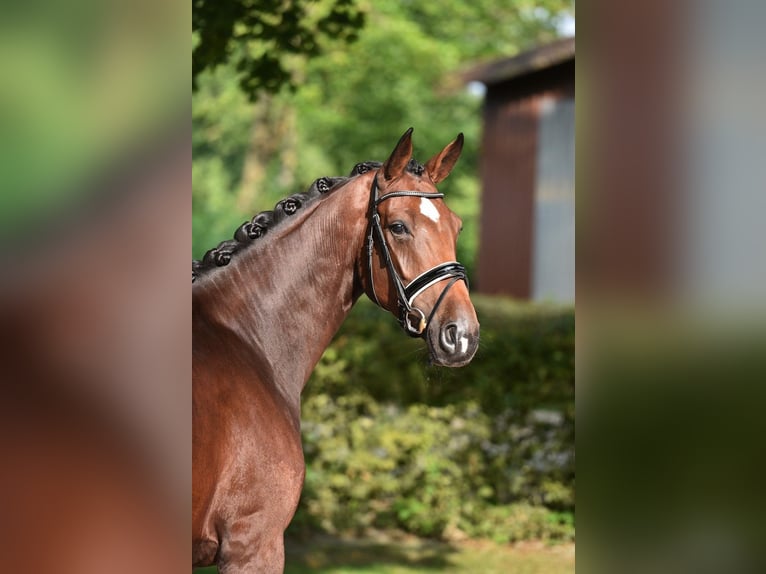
292, 296, 575, 543
307, 295, 575, 417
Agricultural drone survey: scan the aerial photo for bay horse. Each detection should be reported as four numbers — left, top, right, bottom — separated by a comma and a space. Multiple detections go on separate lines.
192, 128, 480, 572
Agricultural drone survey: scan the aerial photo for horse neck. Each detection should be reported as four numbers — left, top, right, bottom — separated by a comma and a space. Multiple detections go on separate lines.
193, 180, 369, 403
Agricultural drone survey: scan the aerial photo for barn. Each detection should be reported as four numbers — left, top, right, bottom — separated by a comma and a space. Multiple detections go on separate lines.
464, 37, 575, 301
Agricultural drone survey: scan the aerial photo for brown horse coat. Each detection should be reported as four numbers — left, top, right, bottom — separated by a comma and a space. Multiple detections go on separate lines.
192, 129, 479, 572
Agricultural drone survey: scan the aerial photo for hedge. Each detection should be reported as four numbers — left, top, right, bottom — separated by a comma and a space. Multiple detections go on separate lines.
291, 296, 575, 543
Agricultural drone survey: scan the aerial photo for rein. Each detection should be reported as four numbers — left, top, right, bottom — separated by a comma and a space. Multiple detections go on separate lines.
366, 175, 469, 338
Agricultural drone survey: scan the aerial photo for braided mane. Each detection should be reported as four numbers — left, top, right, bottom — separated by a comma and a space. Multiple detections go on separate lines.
192, 159, 426, 283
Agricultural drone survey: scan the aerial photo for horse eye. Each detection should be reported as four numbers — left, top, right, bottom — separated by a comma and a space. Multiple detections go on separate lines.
389, 222, 408, 236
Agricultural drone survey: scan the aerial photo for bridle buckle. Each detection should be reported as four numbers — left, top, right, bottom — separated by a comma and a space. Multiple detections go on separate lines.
403, 307, 427, 336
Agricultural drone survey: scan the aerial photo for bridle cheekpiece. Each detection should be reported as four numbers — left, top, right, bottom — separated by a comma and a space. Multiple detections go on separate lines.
366, 174, 469, 338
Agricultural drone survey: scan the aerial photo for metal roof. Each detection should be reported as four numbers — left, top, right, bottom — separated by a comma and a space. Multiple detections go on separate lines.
462, 36, 575, 86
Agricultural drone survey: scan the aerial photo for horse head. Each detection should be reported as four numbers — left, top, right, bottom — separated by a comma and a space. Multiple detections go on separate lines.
360, 128, 480, 367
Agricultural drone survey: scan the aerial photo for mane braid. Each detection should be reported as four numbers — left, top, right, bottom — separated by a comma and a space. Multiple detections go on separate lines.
406, 158, 425, 176
192, 175, 347, 282
191, 158, 425, 283
350, 159, 423, 176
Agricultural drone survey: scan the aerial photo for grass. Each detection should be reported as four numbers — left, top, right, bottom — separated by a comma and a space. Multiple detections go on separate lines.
194, 536, 575, 573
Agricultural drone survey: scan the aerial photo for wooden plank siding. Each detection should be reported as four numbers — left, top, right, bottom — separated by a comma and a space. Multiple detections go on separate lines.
476, 88, 539, 297
474, 58, 575, 298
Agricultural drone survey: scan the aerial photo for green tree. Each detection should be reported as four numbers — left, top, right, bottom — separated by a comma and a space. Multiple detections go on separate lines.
193, 0, 365, 100
192, 0, 575, 269
193, 62, 255, 258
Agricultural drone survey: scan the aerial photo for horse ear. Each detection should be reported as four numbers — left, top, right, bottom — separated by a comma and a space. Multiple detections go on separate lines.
425, 133, 464, 184
382, 127, 414, 181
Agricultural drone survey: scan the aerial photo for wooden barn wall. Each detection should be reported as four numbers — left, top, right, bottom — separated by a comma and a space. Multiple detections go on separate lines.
476, 61, 574, 298
476, 91, 538, 297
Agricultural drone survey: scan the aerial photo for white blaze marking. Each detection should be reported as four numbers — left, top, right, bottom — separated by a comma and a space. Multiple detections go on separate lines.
419, 197, 440, 222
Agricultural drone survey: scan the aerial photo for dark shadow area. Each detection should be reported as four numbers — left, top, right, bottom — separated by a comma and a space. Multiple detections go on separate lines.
284, 534, 459, 572
191, 535, 459, 573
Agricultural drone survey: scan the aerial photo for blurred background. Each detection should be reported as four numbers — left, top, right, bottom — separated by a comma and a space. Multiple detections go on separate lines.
193, 1, 575, 572
0, 1, 188, 573
2, 0, 765, 572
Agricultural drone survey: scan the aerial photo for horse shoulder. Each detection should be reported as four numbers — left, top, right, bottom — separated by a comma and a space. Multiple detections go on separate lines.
192, 313, 305, 568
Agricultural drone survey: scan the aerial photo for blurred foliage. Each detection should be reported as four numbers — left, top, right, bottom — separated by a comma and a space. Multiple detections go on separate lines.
192, 0, 571, 100
290, 296, 575, 543
1, 0, 185, 241
193, 0, 365, 99
193, 0, 575, 277
308, 296, 575, 416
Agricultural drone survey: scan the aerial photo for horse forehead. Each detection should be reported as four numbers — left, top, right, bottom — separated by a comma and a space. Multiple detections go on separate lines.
419, 196, 441, 222
385, 193, 453, 221
380, 173, 455, 221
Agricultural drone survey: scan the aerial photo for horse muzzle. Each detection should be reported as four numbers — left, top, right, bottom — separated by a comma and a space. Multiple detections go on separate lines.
427, 318, 479, 367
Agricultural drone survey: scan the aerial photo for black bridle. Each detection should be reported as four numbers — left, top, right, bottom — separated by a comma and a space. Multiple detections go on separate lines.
366, 175, 469, 338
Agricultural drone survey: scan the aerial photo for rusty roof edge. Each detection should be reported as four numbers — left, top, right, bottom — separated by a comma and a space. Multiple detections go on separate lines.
461, 36, 575, 86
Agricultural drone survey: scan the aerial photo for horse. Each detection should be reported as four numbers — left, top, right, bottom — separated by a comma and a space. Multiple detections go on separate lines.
192, 128, 480, 572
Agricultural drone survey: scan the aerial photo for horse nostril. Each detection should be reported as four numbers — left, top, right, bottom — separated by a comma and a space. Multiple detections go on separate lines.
440, 323, 459, 354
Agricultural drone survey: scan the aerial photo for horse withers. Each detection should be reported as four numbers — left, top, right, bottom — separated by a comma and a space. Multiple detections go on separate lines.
192, 128, 479, 572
